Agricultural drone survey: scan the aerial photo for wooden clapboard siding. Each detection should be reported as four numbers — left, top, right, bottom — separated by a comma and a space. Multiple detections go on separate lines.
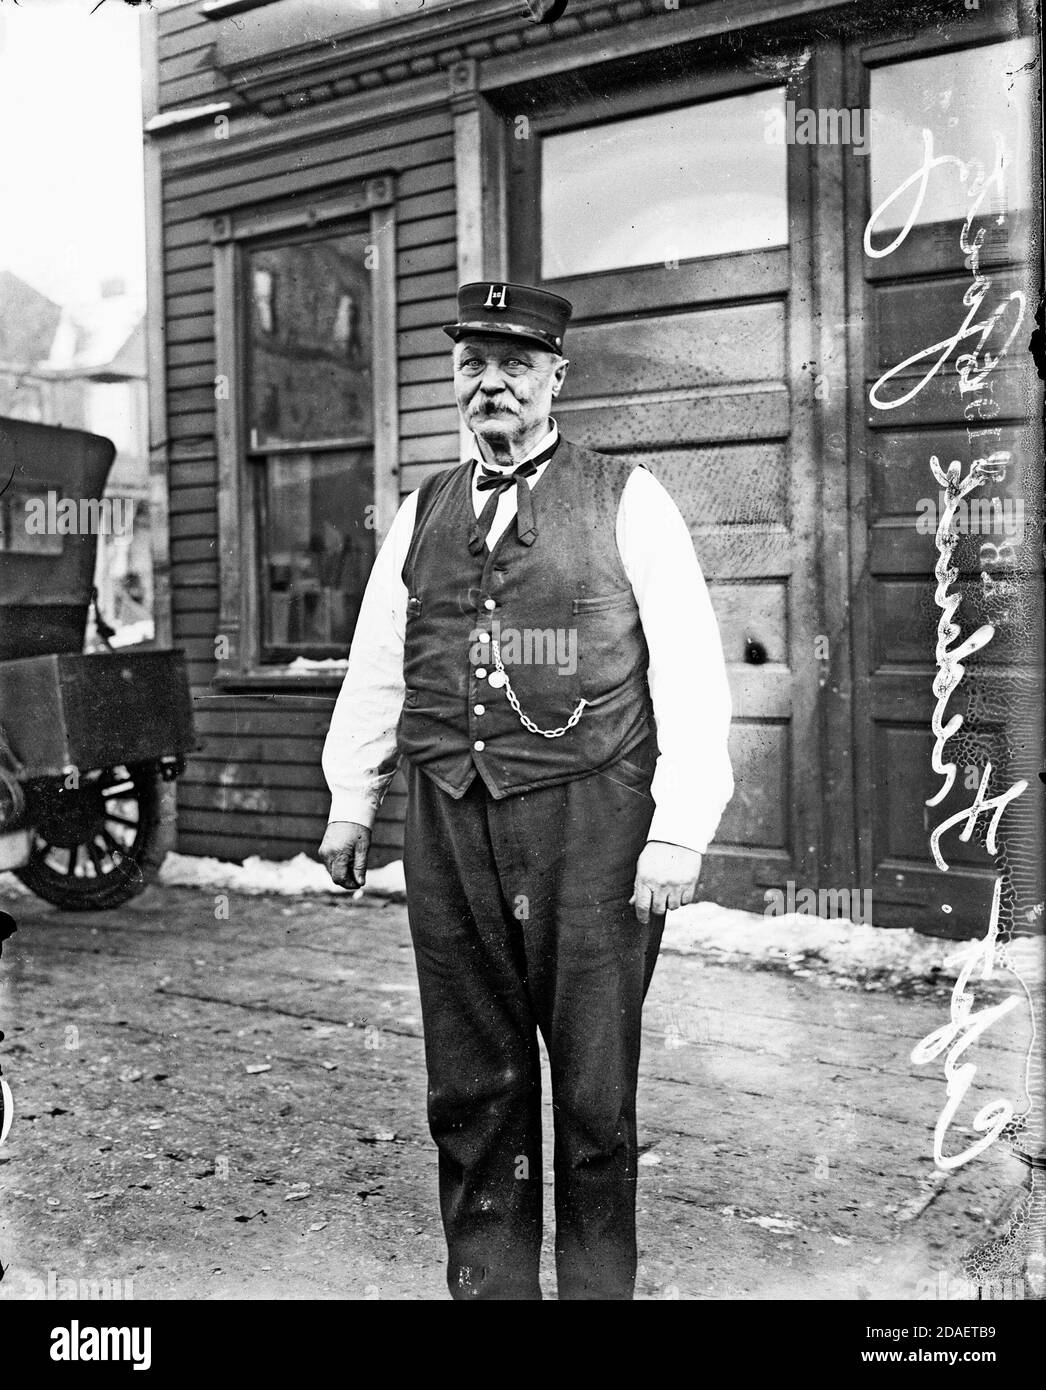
161, 138, 453, 224
153, 2, 463, 863
156, 4, 234, 114
169, 511, 218, 544
184, 695, 403, 864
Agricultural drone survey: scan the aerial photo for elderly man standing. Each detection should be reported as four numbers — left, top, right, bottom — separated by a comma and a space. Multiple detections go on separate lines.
320, 281, 733, 1301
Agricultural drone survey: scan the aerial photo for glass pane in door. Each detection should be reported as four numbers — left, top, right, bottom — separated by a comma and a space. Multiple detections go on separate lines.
869, 40, 1036, 231
541, 88, 788, 277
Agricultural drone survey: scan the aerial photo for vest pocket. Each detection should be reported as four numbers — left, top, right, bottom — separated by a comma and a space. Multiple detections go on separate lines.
572, 589, 634, 615
596, 751, 654, 801
572, 589, 642, 699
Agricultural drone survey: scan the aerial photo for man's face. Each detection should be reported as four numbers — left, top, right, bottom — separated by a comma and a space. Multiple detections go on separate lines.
453, 334, 568, 447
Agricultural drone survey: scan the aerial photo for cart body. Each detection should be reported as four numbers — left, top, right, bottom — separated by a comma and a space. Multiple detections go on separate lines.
0, 416, 196, 908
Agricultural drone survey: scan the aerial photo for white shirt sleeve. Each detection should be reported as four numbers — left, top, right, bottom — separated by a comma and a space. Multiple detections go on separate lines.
616, 466, 734, 855
321, 492, 416, 827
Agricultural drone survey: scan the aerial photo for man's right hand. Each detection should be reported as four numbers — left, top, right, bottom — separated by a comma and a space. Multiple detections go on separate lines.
319, 821, 371, 889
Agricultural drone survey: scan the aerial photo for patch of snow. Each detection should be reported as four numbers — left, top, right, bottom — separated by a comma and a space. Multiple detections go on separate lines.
286, 657, 349, 671
357, 860, 407, 897
158, 851, 405, 899
661, 901, 967, 981
744, 1215, 801, 1233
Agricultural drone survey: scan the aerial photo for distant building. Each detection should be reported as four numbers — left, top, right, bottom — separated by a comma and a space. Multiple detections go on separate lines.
0, 270, 62, 370
0, 273, 152, 644
144, 0, 1043, 935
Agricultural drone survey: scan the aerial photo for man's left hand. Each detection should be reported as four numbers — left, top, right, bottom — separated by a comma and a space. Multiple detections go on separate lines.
631, 840, 703, 923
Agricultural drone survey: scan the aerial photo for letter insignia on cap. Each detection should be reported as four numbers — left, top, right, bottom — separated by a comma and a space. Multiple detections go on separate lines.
484, 283, 509, 310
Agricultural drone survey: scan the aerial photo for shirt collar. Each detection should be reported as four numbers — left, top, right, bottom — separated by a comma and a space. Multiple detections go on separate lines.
470, 418, 558, 474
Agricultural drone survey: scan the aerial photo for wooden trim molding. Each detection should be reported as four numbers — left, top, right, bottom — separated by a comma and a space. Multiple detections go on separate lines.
145, 101, 233, 135
450, 65, 508, 284
212, 176, 399, 687
161, 0, 861, 124
202, 0, 525, 109
370, 189, 401, 542
141, 5, 174, 653
149, 0, 1005, 158
450, 64, 508, 456
199, 0, 278, 16
210, 178, 393, 243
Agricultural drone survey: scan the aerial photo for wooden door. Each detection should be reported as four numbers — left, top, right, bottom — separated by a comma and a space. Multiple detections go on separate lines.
507, 59, 825, 912
844, 23, 1044, 935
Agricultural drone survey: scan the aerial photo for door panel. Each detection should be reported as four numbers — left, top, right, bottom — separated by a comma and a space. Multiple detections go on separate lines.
508, 65, 822, 911
565, 303, 787, 393
555, 247, 789, 319
559, 386, 792, 452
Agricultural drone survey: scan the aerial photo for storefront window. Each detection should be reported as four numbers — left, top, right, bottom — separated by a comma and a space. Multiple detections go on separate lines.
244, 226, 376, 661
540, 88, 788, 278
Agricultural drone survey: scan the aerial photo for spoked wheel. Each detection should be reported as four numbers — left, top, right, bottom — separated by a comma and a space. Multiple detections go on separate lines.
15, 762, 168, 911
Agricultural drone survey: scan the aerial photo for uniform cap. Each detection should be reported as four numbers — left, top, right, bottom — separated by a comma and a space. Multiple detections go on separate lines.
442, 281, 572, 354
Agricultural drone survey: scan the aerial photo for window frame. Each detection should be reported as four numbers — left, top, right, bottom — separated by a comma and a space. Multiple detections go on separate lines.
211, 176, 398, 688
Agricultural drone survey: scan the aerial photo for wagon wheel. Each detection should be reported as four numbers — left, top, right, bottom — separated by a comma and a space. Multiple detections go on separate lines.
15, 763, 170, 911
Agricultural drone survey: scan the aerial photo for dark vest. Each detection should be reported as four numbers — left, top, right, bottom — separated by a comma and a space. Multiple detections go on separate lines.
396, 438, 654, 799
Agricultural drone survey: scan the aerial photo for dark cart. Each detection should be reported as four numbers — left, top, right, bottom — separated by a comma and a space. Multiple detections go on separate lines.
0, 416, 195, 910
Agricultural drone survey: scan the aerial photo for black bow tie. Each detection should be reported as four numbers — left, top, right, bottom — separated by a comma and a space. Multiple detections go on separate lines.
468, 436, 560, 554
475, 458, 541, 493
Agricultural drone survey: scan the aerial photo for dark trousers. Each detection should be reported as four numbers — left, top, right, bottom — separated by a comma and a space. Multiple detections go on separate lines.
403, 739, 664, 1300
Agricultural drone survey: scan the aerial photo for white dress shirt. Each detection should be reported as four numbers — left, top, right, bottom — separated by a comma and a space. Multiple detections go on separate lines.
322, 422, 734, 854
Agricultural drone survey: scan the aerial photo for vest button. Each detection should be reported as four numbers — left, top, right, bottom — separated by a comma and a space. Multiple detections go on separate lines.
475, 667, 487, 678
474, 740, 485, 751
484, 598, 496, 611
477, 632, 489, 643
474, 704, 485, 715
